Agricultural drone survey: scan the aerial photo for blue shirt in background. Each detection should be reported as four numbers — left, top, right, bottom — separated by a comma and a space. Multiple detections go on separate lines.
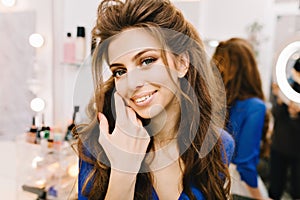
226, 97, 266, 188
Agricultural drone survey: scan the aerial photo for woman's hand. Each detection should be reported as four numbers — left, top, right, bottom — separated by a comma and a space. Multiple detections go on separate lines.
288, 101, 300, 119
98, 92, 150, 173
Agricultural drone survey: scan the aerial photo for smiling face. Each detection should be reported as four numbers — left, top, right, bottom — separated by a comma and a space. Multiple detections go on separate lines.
107, 28, 185, 120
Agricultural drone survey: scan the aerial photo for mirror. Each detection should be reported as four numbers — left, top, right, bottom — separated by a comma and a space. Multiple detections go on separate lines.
0, 0, 300, 140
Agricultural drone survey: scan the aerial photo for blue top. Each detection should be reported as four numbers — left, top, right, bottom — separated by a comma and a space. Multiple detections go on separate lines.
226, 98, 266, 188
78, 130, 234, 200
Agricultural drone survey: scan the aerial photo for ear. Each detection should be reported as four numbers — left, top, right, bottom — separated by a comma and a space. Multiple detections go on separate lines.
177, 52, 190, 78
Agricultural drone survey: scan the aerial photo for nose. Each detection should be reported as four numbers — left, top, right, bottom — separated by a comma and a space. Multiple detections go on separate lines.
127, 68, 145, 91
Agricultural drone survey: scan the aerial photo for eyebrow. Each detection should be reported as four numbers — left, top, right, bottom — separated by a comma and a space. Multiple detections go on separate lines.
109, 48, 158, 68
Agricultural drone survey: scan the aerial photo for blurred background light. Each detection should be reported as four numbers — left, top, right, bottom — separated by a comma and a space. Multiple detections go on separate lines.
208, 40, 219, 47
30, 97, 45, 112
276, 41, 300, 103
29, 33, 44, 48
1, 0, 16, 7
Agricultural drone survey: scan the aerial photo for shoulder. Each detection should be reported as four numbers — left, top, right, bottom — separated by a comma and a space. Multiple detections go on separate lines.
220, 129, 234, 148
236, 98, 266, 113
219, 129, 235, 164
245, 97, 265, 107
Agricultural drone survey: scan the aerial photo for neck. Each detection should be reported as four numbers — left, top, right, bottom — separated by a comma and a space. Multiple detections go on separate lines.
144, 98, 183, 171
148, 100, 181, 149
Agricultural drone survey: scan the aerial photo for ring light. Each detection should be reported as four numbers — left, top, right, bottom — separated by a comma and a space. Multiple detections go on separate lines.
275, 41, 300, 103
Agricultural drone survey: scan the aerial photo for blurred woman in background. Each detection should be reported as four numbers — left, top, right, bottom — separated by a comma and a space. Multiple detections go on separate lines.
212, 38, 270, 199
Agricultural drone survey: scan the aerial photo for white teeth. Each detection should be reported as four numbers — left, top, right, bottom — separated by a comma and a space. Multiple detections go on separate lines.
135, 94, 151, 103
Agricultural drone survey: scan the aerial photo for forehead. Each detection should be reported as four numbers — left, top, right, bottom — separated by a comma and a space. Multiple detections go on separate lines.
108, 28, 162, 63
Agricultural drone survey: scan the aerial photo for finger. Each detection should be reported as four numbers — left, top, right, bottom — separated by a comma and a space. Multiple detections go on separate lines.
136, 120, 149, 139
126, 106, 139, 126
98, 112, 109, 136
136, 117, 143, 127
114, 92, 128, 125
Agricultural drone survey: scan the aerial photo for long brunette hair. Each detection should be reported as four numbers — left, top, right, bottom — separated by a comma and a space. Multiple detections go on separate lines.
75, 0, 231, 199
212, 38, 270, 157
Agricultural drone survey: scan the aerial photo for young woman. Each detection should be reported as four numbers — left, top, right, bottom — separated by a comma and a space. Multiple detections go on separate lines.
75, 0, 234, 199
212, 38, 270, 199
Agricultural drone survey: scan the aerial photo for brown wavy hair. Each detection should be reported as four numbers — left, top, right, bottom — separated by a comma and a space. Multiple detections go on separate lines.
75, 0, 231, 199
212, 37, 270, 157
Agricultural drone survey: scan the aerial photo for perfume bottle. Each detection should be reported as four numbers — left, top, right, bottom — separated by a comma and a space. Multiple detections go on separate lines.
63, 32, 75, 64
75, 27, 86, 62
65, 106, 80, 141
26, 116, 37, 144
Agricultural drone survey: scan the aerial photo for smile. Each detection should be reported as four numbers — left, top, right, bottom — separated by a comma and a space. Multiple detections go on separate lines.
131, 90, 157, 106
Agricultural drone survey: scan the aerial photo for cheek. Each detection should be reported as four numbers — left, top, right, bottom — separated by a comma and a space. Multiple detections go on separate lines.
146, 65, 179, 91
115, 78, 127, 98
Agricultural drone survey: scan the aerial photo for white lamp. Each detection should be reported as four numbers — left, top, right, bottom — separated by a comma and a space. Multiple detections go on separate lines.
29, 33, 44, 48
275, 41, 300, 103
30, 97, 45, 112
208, 40, 219, 47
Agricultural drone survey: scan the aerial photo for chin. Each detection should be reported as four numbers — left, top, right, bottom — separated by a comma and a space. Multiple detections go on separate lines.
136, 112, 152, 120
135, 107, 162, 120
137, 115, 151, 127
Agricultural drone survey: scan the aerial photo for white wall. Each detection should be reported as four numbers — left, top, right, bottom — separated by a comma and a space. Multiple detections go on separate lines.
200, 0, 276, 99
63, 0, 100, 54
0, 0, 53, 138
1, 0, 298, 137
53, 0, 100, 129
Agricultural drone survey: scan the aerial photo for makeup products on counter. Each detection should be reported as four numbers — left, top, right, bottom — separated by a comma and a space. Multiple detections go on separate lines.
64, 106, 80, 141
75, 26, 86, 62
21, 116, 77, 200
26, 116, 38, 144
63, 32, 75, 64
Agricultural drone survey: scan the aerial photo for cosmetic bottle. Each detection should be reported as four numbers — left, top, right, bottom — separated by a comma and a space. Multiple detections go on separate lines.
63, 32, 75, 64
65, 106, 79, 141
75, 26, 86, 62
47, 139, 54, 149
26, 116, 37, 144
39, 114, 46, 138
53, 133, 63, 151
39, 114, 49, 145
44, 126, 50, 139
35, 129, 41, 144
40, 126, 51, 156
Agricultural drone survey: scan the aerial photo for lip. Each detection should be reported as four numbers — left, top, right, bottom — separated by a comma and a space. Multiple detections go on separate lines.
131, 90, 157, 107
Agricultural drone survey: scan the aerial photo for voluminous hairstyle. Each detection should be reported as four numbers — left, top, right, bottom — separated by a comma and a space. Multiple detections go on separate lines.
75, 0, 231, 199
212, 37, 270, 158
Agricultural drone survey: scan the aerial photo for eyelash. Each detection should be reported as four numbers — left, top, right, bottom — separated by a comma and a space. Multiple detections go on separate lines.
140, 57, 157, 66
111, 56, 158, 78
112, 68, 126, 78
